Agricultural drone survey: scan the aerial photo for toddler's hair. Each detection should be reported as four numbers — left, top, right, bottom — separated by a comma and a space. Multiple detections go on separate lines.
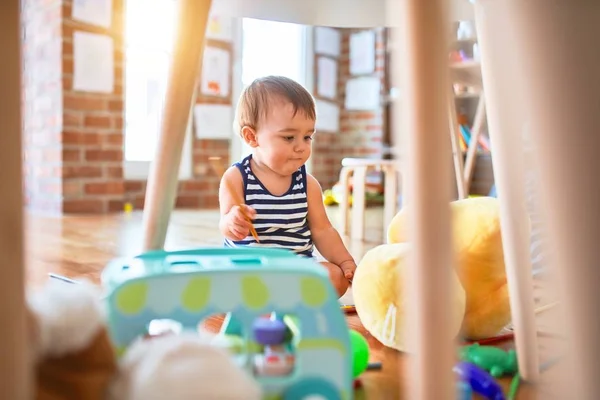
234, 76, 316, 136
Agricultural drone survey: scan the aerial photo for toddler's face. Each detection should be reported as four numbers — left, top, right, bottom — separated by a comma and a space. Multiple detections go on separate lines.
254, 101, 315, 176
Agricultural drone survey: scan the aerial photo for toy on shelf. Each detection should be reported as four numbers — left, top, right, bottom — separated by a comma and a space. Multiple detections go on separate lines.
101, 247, 355, 400
454, 361, 506, 400
459, 343, 518, 378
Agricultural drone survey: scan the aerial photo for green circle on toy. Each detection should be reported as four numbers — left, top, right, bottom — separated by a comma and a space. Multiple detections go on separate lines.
349, 329, 370, 378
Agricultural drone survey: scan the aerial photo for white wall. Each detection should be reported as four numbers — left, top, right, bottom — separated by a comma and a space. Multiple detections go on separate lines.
212, 0, 474, 28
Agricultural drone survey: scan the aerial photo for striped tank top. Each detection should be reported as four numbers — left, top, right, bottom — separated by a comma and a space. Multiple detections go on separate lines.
223, 155, 314, 257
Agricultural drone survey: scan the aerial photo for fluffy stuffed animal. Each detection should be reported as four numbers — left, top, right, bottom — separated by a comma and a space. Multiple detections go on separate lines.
352, 242, 467, 352
27, 278, 262, 400
109, 332, 262, 400
353, 196, 517, 352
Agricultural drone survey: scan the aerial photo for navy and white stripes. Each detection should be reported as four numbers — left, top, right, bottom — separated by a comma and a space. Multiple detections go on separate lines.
224, 155, 314, 257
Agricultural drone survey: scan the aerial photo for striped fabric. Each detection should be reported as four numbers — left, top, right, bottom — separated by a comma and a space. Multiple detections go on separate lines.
224, 155, 314, 258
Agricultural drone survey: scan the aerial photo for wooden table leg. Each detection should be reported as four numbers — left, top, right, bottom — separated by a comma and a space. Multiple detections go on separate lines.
394, 0, 455, 397
0, 0, 32, 397
338, 166, 353, 237
490, 0, 600, 396
473, 0, 540, 382
448, 85, 467, 199
463, 95, 486, 193
382, 165, 398, 241
351, 166, 368, 241
142, 0, 212, 251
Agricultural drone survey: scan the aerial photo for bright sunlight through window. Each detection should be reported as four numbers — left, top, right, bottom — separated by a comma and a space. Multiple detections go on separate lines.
124, 0, 177, 162
241, 18, 307, 87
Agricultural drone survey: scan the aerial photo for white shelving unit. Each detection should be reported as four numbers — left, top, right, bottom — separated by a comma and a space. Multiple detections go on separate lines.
448, 28, 489, 197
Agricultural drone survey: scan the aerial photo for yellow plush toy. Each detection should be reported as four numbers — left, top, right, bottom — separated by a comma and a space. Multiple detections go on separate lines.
353, 196, 517, 351
352, 243, 466, 352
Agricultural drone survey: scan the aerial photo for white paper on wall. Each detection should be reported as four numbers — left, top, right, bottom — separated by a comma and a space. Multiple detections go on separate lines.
206, 13, 234, 41
72, 0, 113, 28
315, 27, 341, 58
200, 47, 231, 98
316, 57, 338, 100
315, 100, 340, 132
345, 77, 381, 110
73, 31, 114, 93
193, 104, 233, 139
349, 30, 376, 75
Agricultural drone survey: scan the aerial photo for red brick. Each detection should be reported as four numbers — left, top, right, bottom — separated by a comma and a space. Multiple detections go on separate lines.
108, 199, 125, 212
103, 133, 122, 146
64, 93, 107, 112
85, 149, 122, 162
175, 195, 200, 208
62, 57, 73, 74
63, 111, 83, 127
62, 165, 103, 179
108, 99, 123, 111
63, 181, 82, 196
112, 115, 123, 129
63, 199, 105, 214
180, 181, 208, 192
84, 181, 124, 195
84, 115, 111, 129
63, 148, 81, 162
105, 166, 123, 178
124, 181, 145, 192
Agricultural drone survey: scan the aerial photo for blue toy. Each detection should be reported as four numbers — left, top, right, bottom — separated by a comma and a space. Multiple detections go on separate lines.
454, 361, 506, 400
101, 247, 354, 400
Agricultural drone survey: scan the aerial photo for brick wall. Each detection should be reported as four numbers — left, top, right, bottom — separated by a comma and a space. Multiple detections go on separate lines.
311, 28, 387, 190
21, 0, 64, 213
21, 0, 125, 214
61, 0, 125, 213
21, 1, 231, 214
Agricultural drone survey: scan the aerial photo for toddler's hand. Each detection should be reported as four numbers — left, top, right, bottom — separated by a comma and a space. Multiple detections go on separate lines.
226, 205, 257, 241
339, 260, 356, 281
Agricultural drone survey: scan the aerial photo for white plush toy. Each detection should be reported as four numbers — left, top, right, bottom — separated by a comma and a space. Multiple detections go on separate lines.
27, 278, 262, 400
109, 332, 262, 400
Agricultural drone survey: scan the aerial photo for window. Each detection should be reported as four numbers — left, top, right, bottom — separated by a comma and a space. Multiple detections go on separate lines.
124, 0, 192, 179
230, 19, 313, 166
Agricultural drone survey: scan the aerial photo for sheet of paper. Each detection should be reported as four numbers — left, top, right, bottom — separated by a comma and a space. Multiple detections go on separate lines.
200, 47, 231, 98
316, 57, 338, 100
193, 104, 233, 139
315, 100, 340, 132
72, 31, 114, 93
345, 77, 381, 110
315, 27, 341, 58
206, 14, 234, 41
349, 30, 376, 75
72, 0, 113, 28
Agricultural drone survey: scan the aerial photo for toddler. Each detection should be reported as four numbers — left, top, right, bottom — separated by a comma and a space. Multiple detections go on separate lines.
218, 75, 356, 297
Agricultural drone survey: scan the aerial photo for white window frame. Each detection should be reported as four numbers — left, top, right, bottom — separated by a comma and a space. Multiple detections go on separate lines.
123, 0, 193, 181
230, 19, 314, 173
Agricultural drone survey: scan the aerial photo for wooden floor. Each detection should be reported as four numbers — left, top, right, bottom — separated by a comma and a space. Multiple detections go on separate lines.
25, 207, 568, 399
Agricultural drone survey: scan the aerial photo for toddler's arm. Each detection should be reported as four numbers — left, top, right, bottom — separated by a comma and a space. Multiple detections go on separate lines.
306, 174, 356, 280
218, 167, 256, 241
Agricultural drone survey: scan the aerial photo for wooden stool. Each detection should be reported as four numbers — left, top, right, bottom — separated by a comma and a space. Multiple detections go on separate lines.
338, 158, 400, 242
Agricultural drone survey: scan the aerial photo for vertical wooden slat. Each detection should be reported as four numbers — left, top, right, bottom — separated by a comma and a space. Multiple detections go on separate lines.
0, 1, 33, 397
390, 0, 455, 398
485, 0, 600, 396
142, 0, 212, 251
473, 0, 540, 382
